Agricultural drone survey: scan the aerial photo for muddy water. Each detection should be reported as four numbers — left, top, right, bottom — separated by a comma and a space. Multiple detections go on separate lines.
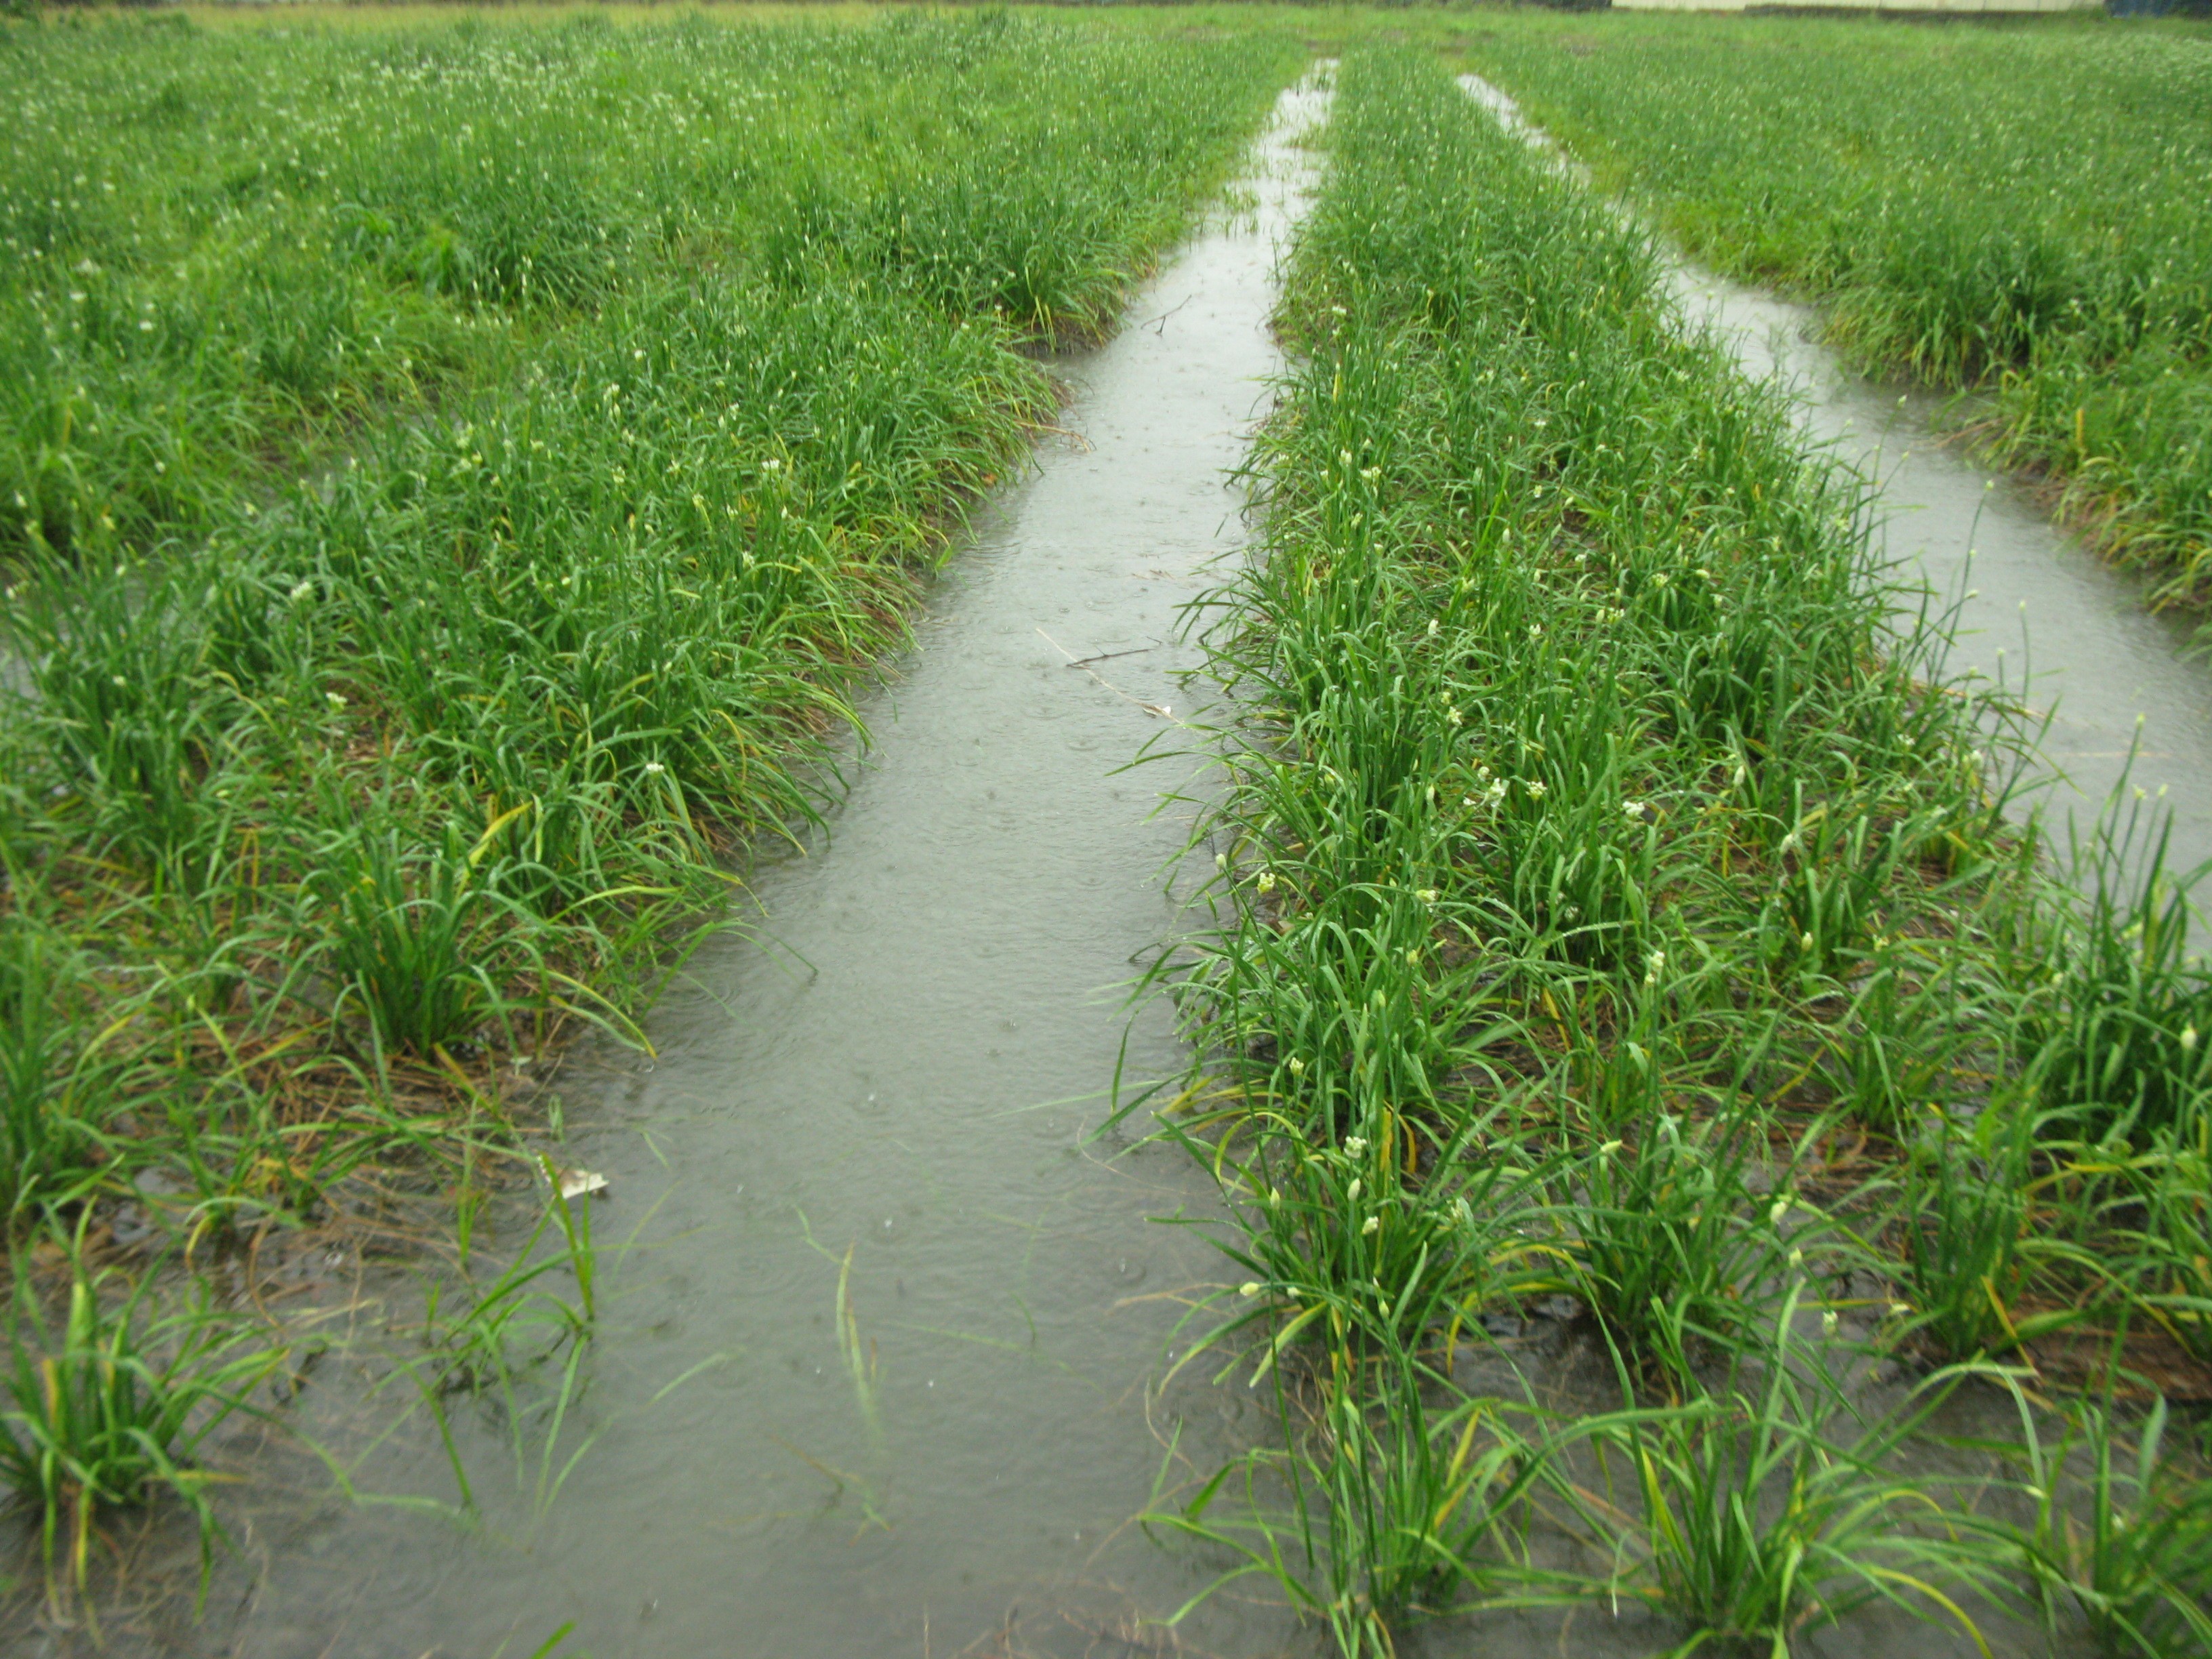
1462, 73, 2212, 880
111, 81, 1330, 1659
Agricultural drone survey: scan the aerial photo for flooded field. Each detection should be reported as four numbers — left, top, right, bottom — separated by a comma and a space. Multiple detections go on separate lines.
1454, 10, 2212, 617
5, 18, 2209, 1659
5, 76, 1332, 1659
1467, 69, 2212, 880
1118, 52, 2207, 1659
1673, 272, 2212, 879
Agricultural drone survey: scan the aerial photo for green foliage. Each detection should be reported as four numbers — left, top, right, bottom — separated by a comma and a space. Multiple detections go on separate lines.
0, 1240, 284, 1599
402, 1172, 605, 1520
0, 11, 1298, 1237
0, 10, 1292, 569
1459, 13, 2212, 608
1147, 45, 2212, 1657
2029, 800, 2212, 1145
2013, 1397, 2212, 1658
308, 818, 529, 1062
1564, 1109, 1782, 1368
1898, 1105, 2046, 1362
1582, 1295, 2015, 1654
0, 919, 121, 1215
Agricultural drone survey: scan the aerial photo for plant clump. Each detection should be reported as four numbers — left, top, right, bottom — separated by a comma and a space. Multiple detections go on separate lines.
1145, 48, 2212, 1659
1458, 12, 2212, 615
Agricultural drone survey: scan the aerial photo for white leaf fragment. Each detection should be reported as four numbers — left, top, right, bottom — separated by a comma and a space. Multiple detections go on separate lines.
555, 1166, 610, 1201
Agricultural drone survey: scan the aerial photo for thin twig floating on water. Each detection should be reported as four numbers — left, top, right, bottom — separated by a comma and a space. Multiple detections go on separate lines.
1141, 294, 1195, 334
1036, 628, 1174, 718
1032, 422, 1095, 453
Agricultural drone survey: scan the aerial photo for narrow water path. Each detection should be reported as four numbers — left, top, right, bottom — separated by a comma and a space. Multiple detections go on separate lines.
182, 81, 1328, 1659
1668, 271, 2212, 871
1462, 73, 2212, 878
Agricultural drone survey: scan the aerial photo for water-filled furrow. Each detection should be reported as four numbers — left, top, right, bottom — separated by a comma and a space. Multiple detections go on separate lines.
149, 79, 1329, 1659
1462, 73, 2212, 879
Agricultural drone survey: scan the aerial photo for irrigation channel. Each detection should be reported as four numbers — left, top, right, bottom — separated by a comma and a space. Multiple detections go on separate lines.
73, 76, 1332, 1659
1463, 73, 2212, 885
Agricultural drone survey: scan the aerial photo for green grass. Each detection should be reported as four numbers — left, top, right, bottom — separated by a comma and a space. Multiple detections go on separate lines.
1576, 1292, 2018, 1657
0, 2, 1302, 1588
9, 6, 2209, 1641
2015, 1395, 2212, 1656
1449, 11, 2212, 613
0, 1227, 286, 1612
1143, 45, 2212, 1657
0, 7, 1300, 1234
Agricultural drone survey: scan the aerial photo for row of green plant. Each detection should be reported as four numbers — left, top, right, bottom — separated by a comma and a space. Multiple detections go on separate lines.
1452, 12, 2212, 613
1143, 49, 2212, 1658
0, 7, 1300, 1603
2, 7, 1287, 565
1, 1165, 608, 1626
0, 8, 1295, 1214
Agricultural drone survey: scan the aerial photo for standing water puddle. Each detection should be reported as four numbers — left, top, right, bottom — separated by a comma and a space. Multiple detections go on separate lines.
110, 80, 1330, 1659
1463, 73, 2212, 878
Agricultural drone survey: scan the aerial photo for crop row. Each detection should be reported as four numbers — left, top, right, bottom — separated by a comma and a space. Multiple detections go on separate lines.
1152, 49, 2211, 1658
0, 3, 1300, 1601
0, 9, 1296, 1210
1458, 14, 2212, 613
0, 12, 1300, 1580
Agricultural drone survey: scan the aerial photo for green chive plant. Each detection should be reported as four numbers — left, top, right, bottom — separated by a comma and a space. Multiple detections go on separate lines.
0, 920, 119, 1216
0, 1237, 285, 1604
0, 11, 1303, 1235
1579, 1292, 2017, 1656
1456, 12, 2212, 613
2011, 1395, 2212, 1658
1144, 45, 2211, 1655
